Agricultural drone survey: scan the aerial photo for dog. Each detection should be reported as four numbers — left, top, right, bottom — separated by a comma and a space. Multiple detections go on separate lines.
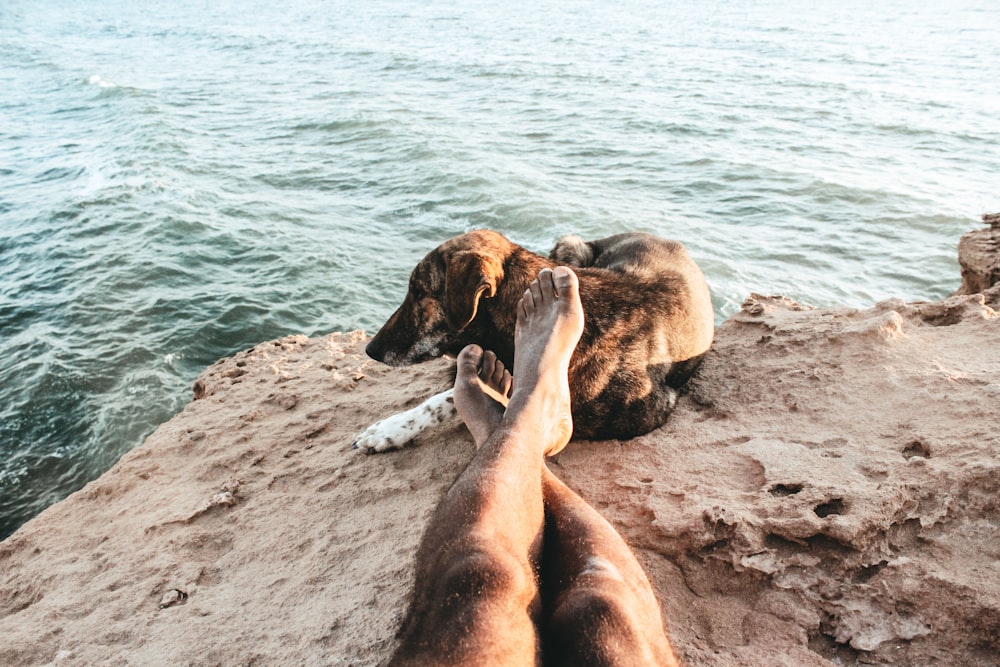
353, 229, 713, 452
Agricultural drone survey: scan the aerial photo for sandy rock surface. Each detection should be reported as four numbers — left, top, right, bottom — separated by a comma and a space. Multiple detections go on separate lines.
2, 262, 999, 666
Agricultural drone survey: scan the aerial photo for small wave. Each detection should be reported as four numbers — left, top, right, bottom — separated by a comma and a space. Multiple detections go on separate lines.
36, 165, 87, 183
790, 178, 897, 207
86, 74, 148, 100
291, 118, 397, 133
88, 74, 117, 89
624, 119, 724, 138
874, 123, 936, 138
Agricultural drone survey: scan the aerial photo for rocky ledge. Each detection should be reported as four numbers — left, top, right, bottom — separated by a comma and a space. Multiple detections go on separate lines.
2, 221, 998, 666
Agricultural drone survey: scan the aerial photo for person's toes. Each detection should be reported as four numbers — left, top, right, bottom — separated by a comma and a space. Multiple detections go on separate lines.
477, 349, 512, 399
479, 350, 497, 382
529, 277, 544, 308
493, 364, 511, 396
457, 344, 484, 379
524, 285, 534, 309
551, 265, 579, 298
536, 267, 558, 299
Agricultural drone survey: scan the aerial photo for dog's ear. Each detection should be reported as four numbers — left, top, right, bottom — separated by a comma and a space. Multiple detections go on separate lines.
444, 251, 504, 330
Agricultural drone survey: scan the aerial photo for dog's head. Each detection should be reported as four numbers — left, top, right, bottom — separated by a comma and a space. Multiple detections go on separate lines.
366, 231, 513, 366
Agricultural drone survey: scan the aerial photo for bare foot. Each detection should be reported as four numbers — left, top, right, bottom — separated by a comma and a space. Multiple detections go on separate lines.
454, 344, 512, 447
505, 266, 585, 456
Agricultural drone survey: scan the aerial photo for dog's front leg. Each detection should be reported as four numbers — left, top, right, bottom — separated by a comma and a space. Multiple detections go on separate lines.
352, 389, 457, 453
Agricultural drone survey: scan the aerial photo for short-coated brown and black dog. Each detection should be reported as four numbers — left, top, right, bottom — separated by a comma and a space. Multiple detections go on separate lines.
353, 229, 713, 452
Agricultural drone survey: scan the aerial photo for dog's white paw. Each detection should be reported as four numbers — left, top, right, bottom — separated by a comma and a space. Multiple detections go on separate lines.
352, 389, 457, 454
352, 412, 414, 453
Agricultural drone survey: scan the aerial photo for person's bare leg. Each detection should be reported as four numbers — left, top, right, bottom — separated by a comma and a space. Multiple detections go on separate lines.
411, 268, 679, 665
444, 356, 682, 667
541, 466, 681, 667
388, 267, 584, 666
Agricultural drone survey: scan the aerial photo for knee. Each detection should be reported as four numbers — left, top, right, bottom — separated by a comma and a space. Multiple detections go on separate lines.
439, 548, 533, 603
549, 584, 634, 637
546, 585, 642, 662
393, 550, 537, 660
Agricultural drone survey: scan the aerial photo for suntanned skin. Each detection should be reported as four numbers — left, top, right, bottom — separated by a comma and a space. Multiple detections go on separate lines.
388, 267, 680, 667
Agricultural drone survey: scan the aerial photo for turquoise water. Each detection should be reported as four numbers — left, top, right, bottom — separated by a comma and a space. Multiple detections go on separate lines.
1, 0, 998, 539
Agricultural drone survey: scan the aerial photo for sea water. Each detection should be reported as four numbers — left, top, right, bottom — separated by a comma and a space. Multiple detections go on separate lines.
1, 0, 998, 538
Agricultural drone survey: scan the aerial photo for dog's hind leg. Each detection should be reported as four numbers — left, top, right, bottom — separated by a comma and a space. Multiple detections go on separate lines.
572, 370, 680, 440
549, 235, 595, 267
352, 389, 457, 453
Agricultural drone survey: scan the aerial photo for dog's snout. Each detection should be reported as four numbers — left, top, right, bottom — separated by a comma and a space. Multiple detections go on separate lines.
365, 337, 385, 362
367, 304, 404, 363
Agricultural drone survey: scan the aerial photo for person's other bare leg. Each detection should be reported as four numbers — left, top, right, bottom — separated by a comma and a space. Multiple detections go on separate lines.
505, 266, 582, 455
541, 466, 681, 667
388, 267, 584, 666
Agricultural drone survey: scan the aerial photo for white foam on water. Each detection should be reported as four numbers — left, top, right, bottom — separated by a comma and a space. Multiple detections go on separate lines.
88, 74, 117, 88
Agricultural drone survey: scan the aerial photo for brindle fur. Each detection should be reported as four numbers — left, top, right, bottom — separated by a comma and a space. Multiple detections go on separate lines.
366, 229, 714, 440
